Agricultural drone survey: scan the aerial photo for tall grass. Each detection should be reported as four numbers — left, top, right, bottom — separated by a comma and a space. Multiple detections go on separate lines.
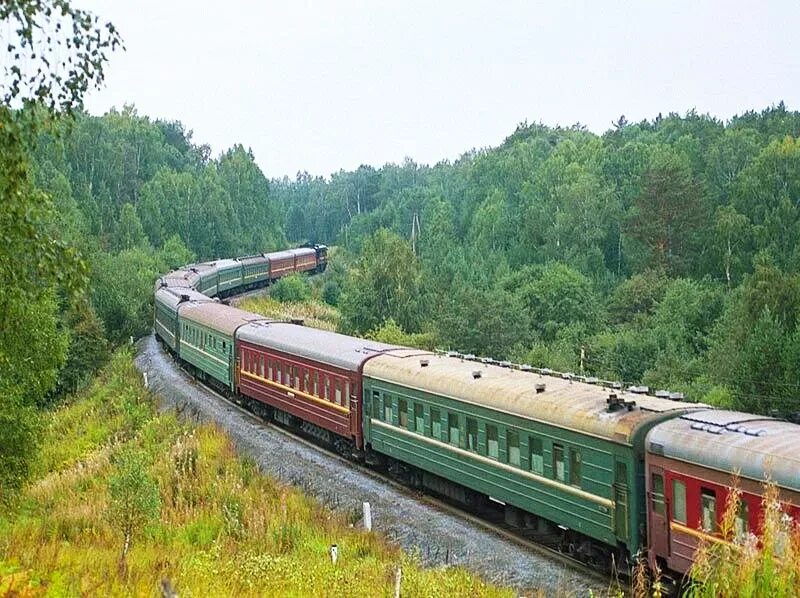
686, 480, 800, 598
238, 295, 341, 331
0, 350, 513, 596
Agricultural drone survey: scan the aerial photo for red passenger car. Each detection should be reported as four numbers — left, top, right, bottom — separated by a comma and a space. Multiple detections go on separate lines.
235, 322, 401, 450
645, 410, 800, 577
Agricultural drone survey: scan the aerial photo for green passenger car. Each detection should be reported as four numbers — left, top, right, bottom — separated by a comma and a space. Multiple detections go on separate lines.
154, 287, 212, 352
214, 259, 243, 295
362, 351, 702, 557
178, 302, 267, 389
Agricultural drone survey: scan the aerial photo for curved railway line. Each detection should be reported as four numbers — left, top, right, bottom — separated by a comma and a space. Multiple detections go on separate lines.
151, 245, 800, 592
186, 363, 616, 588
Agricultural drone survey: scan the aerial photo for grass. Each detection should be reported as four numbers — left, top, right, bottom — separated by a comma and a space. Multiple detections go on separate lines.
0, 349, 514, 597
685, 480, 800, 598
238, 295, 341, 331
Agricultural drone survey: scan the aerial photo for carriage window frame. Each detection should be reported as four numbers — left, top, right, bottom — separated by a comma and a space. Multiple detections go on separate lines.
466, 417, 478, 451
414, 403, 424, 433
384, 394, 393, 422
672, 479, 687, 524
507, 429, 520, 466
651, 473, 665, 516
530, 437, 544, 475
553, 443, 566, 482
398, 398, 409, 428
448, 413, 460, 446
430, 408, 441, 440
701, 488, 718, 532
486, 424, 499, 459
372, 391, 381, 421
569, 448, 582, 487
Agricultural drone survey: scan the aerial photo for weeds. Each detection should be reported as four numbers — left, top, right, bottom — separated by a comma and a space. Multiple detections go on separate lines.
0, 350, 512, 596
686, 479, 799, 598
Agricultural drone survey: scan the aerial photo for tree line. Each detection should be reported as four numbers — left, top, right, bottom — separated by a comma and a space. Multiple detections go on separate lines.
2, 0, 799, 500
273, 108, 800, 417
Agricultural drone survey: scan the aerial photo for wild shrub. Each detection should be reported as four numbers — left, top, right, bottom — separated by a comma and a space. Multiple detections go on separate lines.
686, 480, 799, 598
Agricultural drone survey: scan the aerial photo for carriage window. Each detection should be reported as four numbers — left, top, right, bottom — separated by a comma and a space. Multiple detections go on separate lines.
276, 361, 282, 384
323, 375, 330, 400
344, 380, 350, 408
734, 500, 749, 539
294, 366, 300, 389
570, 449, 582, 487
701, 488, 717, 532
651, 474, 665, 516
466, 418, 478, 451
384, 395, 393, 422
260, 356, 265, 377
313, 371, 319, 396
431, 408, 441, 439
398, 399, 408, 428
486, 425, 499, 459
335, 379, 342, 405
672, 479, 687, 524
507, 429, 520, 466
530, 437, 544, 474
553, 444, 566, 482
303, 369, 310, 392
267, 359, 273, 379
414, 404, 424, 433
448, 414, 460, 446
372, 391, 381, 420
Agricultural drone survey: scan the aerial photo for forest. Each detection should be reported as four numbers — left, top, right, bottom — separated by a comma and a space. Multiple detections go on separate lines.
2, 1, 800, 499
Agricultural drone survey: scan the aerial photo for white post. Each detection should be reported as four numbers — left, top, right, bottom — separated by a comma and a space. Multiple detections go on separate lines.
394, 566, 402, 598
363, 502, 372, 531
330, 544, 338, 565
143, 372, 149, 389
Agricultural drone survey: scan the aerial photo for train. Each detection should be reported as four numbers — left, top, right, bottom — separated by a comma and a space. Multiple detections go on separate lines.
153, 246, 799, 584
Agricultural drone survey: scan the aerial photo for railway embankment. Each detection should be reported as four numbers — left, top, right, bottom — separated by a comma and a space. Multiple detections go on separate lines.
0, 348, 514, 596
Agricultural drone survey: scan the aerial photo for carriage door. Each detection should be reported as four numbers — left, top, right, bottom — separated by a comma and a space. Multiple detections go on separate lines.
614, 461, 629, 542
648, 466, 669, 558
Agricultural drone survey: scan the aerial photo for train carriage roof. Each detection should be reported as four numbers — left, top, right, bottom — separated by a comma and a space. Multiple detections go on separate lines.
364, 352, 704, 444
288, 247, 316, 257
237, 322, 405, 371
180, 302, 269, 336
157, 269, 201, 290
647, 410, 800, 492
265, 249, 296, 261
155, 287, 214, 310
213, 258, 241, 271
237, 254, 269, 266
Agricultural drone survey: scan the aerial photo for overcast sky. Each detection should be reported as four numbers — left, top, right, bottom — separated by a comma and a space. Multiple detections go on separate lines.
77, 1, 799, 179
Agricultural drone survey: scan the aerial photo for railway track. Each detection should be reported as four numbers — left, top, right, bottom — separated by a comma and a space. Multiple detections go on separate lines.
174, 358, 620, 592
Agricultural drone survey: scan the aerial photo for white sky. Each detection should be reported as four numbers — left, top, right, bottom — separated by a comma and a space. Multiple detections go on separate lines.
77, 1, 800, 179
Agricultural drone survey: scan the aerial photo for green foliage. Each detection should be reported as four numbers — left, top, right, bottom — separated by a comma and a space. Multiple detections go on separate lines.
0, 403, 40, 500
340, 229, 423, 335
55, 298, 111, 399
686, 481, 799, 598
108, 448, 161, 560
0, 351, 509, 597
112, 203, 148, 252
511, 263, 605, 342
270, 106, 800, 412
365, 318, 437, 350
270, 274, 311, 303
90, 248, 162, 344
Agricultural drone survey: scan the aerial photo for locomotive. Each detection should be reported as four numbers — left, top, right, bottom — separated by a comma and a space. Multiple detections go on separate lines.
153, 246, 800, 582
